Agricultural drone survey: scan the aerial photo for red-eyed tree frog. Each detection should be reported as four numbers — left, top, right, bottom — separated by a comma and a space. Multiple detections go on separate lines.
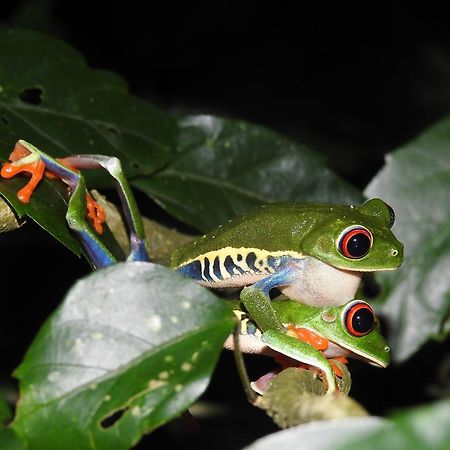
225, 298, 390, 395
1, 140, 403, 344
170, 200, 403, 333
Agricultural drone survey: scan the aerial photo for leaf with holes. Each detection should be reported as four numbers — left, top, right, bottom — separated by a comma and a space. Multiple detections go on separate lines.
133, 115, 363, 232
365, 116, 450, 362
0, 28, 176, 256
11, 262, 235, 450
0, 29, 176, 188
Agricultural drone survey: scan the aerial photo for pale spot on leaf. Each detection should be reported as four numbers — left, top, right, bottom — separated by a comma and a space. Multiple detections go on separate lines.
91, 331, 104, 340
148, 379, 167, 390
131, 406, 141, 417
74, 338, 84, 356
146, 314, 162, 331
181, 362, 192, 372
48, 371, 61, 382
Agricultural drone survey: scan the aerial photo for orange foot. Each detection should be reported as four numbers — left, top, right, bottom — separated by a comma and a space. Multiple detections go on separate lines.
1, 141, 106, 234
1, 141, 46, 203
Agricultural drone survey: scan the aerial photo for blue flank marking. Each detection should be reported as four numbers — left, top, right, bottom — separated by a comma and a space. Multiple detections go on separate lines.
224, 255, 245, 276
177, 260, 203, 281
203, 257, 214, 282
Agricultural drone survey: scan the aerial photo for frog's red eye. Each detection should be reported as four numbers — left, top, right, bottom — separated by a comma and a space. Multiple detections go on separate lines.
344, 301, 375, 337
338, 226, 372, 259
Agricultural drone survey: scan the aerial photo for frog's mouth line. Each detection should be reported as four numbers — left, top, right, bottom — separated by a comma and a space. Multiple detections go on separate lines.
248, 339, 388, 395
323, 341, 388, 369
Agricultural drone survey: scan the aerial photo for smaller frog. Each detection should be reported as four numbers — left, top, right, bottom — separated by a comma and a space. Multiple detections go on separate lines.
0, 140, 148, 268
171, 200, 403, 334
225, 299, 390, 395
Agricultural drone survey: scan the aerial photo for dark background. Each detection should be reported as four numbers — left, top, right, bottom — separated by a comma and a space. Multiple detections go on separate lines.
1, 2, 450, 448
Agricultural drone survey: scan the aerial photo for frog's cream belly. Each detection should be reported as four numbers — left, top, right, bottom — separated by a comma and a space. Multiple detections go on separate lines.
176, 248, 361, 306
280, 257, 362, 307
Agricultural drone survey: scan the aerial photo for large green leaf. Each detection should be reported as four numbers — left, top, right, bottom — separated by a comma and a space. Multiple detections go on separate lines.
133, 115, 363, 232
0, 28, 177, 256
0, 29, 176, 186
246, 399, 450, 450
0, 427, 26, 450
0, 395, 10, 424
12, 262, 235, 450
0, 394, 25, 450
365, 116, 450, 362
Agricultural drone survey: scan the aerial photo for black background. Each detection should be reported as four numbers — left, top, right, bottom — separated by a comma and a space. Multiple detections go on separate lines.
1, 2, 450, 448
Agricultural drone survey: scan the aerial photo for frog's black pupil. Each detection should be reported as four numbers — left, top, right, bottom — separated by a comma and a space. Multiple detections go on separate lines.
347, 232, 371, 258
352, 307, 374, 334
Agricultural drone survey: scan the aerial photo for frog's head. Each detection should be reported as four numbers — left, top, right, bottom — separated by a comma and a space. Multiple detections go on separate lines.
301, 198, 404, 272
312, 300, 390, 368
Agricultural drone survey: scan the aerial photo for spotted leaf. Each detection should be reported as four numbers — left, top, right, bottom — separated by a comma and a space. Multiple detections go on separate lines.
12, 262, 235, 450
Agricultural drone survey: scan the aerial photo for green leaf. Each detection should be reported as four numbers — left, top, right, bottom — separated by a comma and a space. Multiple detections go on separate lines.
12, 262, 235, 450
365, 116, 450, 362
246, 399, 450, 450
0, 395, 11, 424
0, 395, 25, 450
133, 115, 363, 232
0, 28, 176, 256
0, 427, 26, 450
0, 29, 176, 187
245, 416, 389, 450
0, 176, 84, 255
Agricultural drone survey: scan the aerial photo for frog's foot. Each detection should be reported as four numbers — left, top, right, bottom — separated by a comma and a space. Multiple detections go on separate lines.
1, 141, 46, 203
85, 193, 106, 234
286, 325, 329, 351
329, 357, 348, 379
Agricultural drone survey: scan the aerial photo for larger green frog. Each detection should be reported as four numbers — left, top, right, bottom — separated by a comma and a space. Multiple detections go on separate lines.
171, 200, 403, 332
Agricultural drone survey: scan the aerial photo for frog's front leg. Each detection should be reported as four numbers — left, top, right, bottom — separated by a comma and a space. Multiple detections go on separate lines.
261, 329, 337, 395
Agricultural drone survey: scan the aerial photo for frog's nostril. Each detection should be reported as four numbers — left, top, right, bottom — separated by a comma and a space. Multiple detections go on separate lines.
390, 249, 398, 257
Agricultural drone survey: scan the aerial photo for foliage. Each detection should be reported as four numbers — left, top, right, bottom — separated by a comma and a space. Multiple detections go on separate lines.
0, 29, 449, 449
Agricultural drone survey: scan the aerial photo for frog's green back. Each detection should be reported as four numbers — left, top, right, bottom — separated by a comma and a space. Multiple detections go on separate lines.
170, 199, 403, 271
171, 202, 332, 267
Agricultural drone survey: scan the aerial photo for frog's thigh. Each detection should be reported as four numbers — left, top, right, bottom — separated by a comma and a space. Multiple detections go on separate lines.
251, 258, 305, 294
240, 260, 303, 333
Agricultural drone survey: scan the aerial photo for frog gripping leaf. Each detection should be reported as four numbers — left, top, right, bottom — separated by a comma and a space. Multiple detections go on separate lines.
225, 299, 390, 395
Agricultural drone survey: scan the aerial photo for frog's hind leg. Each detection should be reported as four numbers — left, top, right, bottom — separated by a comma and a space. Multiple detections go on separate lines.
240, 258, 305, 334
60, 155, 149, 263
1, 141, 118, 268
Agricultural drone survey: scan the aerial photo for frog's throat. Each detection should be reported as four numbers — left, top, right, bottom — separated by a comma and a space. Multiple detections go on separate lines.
280, 258, 362, 307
